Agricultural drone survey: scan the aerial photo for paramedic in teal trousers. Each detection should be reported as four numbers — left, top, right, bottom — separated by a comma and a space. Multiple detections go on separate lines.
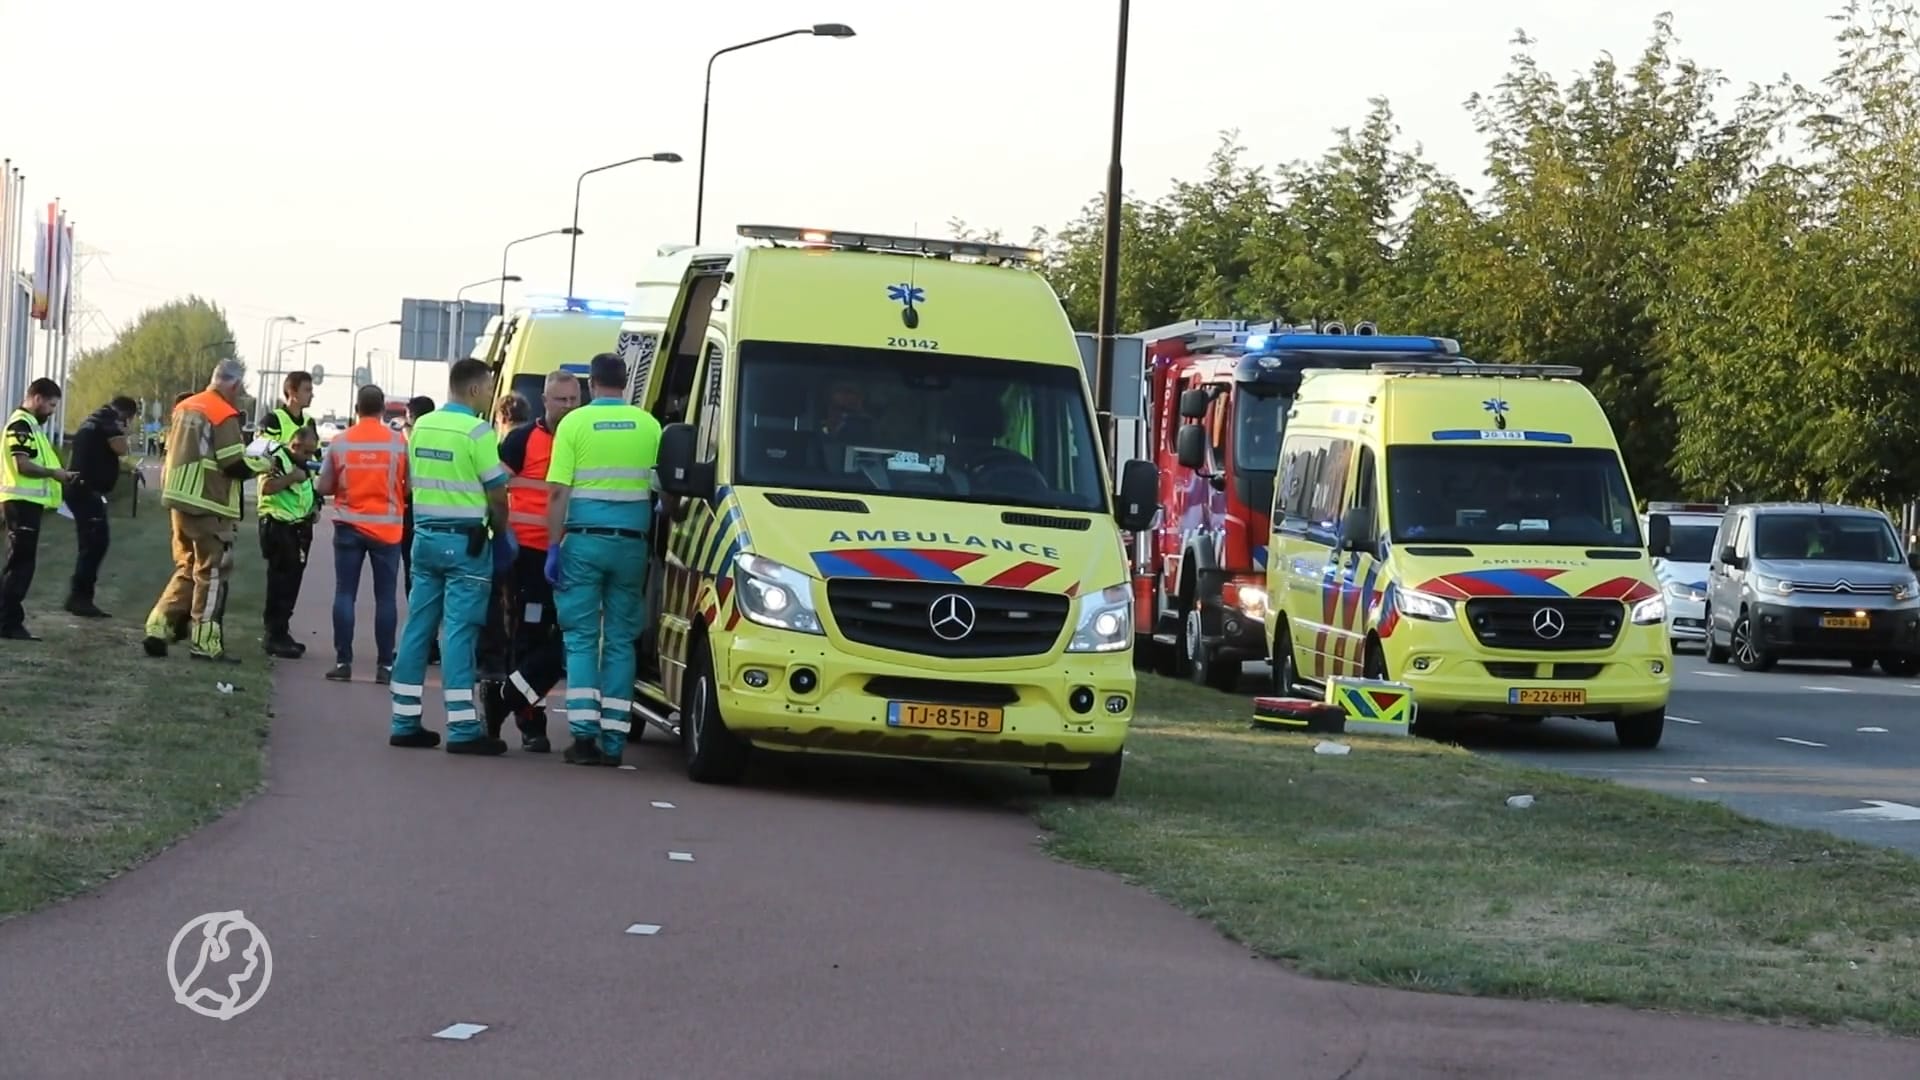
389, 357, 516, 755
545, 351, 661, 767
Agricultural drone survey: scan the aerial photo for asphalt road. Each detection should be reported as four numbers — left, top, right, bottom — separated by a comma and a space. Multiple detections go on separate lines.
1457, 647, 1920, 855
3, 522, 1918, 1078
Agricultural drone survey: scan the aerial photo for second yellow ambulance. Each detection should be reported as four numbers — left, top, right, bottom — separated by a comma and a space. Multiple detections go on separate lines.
1264, 361, 1674, 747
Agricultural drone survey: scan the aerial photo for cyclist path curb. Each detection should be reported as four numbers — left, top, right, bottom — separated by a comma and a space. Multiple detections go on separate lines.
1, 521, 1916, 1078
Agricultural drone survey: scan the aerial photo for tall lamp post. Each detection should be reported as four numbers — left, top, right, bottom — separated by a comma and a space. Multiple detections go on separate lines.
352, 320, 401, 387
453, 276, 518, 368
567, 155, 681, 296
503, 228, 581, 310
1092, 0, 1131, 452
259, 315, 299, 407
695, 23, 854, 244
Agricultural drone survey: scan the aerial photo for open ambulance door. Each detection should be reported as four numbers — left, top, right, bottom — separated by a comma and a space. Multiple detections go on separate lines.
633, 253, 734, 727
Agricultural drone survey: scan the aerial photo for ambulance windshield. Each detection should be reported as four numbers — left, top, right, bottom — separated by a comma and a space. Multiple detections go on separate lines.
732, 341, 1107, 513
1385, 445, 1644, 548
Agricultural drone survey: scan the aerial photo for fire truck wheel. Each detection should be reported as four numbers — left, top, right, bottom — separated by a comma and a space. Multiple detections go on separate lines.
1048, 749, 1124, 798
1269, 624, 1298, 695
682, 641, 750, 784
1186, 608, 1241, 692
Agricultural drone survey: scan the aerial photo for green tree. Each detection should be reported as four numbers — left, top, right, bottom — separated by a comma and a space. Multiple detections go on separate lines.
66, 297, 246, 425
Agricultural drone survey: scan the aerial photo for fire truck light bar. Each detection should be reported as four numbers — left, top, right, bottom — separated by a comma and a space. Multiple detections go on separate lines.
737, 224, 1045, 265
1373, 361, 1584, 379
1245, 332, 1459, 354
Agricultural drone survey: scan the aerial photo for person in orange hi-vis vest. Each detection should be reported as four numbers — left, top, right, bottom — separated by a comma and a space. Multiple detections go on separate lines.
480, 370, 581, 751
316, 384, 409, 684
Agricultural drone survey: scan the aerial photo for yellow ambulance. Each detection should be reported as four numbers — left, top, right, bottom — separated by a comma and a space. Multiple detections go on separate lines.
479, 299, 629, 418
635, 225, 1160, 796
1264, 361, 1674, 747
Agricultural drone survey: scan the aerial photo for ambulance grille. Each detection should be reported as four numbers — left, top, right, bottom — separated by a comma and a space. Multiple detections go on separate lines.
825, 580, 1071, 659
1001, 511, 1091, 531
765, 493, 869, 513
1463, 598, 1623, 652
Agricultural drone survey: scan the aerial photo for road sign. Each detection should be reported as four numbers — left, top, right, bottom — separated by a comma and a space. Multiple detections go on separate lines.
399, 298, 502, 362
310, 364, 325, 386
354, 366, 373, 386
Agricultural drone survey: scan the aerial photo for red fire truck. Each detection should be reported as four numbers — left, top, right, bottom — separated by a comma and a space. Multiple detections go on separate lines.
1116, 319, 1464, 689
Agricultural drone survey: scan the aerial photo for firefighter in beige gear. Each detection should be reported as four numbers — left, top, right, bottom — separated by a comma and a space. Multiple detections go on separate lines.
142, 359, 267, 662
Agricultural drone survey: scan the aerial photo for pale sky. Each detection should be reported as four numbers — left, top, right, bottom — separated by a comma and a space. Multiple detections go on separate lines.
7, 0, 1836, 416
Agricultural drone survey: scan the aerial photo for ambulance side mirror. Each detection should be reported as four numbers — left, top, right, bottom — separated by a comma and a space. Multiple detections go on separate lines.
1645, 513, 1671, 558
1339, 506, 1375, 553
1174, 424, 1207, 470
655, 422, 713, 499
1177, 388, 1209, 420
1114, 459, 1159, 533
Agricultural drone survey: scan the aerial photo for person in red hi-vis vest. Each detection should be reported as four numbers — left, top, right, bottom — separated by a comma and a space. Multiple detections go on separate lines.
316, 384, 409, 684
480, 370, 581, 751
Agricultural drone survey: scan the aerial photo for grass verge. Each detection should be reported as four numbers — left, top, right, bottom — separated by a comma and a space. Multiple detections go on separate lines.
1036, 675, 1920, 1035
0, 488, 271, 921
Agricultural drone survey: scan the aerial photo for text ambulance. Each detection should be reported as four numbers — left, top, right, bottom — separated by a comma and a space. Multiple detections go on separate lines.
1264, 361, 1674, 748
633, 225, 1160, 796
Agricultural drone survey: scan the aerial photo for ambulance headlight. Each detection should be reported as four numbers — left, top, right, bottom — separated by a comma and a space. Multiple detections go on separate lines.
1068, 583, 1133, 653
1630, 595, 1667, 625
1397, 587, 1456, 622
734, 553, 823, 635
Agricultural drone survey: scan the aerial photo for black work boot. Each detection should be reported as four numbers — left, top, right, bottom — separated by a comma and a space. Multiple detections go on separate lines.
482, 684, 510, 740
519, 707, 551, 754
169, 616, 191, 642
389, 729, 442, 749
65, 596, 110, 618
264, 635, 302, 659
563, 737, 612, 766
446, 735, 509, 756
0, 624, 40, 642
325, 663, 352, 682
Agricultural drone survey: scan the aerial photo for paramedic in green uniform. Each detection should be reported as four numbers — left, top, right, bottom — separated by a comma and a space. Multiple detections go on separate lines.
545, 352, 661, 767
389, 358, 514, 755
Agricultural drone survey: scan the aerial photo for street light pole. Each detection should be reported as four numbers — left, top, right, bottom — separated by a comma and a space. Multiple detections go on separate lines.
567, 156, 681, 297
453, 276, 519, 372
694, 22, 855, 244
1092, 0, 1131, 451
260, 315, 299, 408
503, 228, 581, 310
352, 320, 401, 387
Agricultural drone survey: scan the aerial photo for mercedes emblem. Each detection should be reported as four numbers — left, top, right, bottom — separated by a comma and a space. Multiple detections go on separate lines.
1531, 607, 1566, 640
929, 593, 978, 641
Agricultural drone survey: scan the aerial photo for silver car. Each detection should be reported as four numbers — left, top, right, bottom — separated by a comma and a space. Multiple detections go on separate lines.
1698, 502, 1920, 675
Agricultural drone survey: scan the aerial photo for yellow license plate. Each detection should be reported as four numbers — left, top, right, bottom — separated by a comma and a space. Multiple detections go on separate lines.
1508, 688, 1588, 706
886, 701, 1004, 734
1820, 615, 1871, 629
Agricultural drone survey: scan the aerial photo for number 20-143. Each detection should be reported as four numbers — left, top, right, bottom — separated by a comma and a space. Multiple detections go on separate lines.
887, 336, 939, 350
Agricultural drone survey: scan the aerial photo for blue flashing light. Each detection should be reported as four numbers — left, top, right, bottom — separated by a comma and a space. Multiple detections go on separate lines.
1244, 332, 1455, 354
522, 294, 631, 317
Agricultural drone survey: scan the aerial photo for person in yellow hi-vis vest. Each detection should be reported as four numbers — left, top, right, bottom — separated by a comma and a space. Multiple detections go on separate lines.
142, 360, 267, 662
1, 378, 79, 641
545, 352, 662, 767
388, 358, 514, 755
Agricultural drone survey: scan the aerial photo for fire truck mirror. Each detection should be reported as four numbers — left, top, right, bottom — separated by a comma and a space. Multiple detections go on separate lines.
1177, 388, 1209, 420
1114, 459, 1159, 532
1339, 506, 1376, 552
1174, 424, 1207, 470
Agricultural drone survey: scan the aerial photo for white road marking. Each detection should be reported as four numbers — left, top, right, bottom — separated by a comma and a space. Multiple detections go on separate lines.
618, 765, 638, 771
1777, 736, 1828, 747
1801, 685, 1854, 693
668, 851, 694, 862
1858, 726, 1890, 733
1670, 716, 1702, 725
1693, 671, 1739, 678
625, 923, 662, 935
1831, 800, 1920, 822
433, 1024, 488, 1040
1690, 777, 1709, 784
650, 800, 675, 809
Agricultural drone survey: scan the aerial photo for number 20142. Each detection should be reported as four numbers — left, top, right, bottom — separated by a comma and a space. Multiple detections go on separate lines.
888, 336, 939, 350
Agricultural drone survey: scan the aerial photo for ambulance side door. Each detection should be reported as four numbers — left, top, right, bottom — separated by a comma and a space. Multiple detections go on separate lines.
1331, 443, 1382, 676
654, 335, 730, 707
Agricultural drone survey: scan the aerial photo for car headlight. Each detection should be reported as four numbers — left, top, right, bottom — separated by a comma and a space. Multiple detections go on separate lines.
733, 553, 823, 635
1068, 583, 1132, 653
1662, 581, 1703, 602
1235, 585, 1268, 619
1753, 574, 1794, 597
1397, 587, 1456, 622
1895, 577, 1920, 602
1630, 595, 1667, 625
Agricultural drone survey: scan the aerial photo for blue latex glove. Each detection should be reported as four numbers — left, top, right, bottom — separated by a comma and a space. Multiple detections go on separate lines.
491, 531, 517, 576
545, 542, 564, 588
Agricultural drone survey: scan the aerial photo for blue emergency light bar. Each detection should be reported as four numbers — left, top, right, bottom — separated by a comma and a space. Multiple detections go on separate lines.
522, 294, 631, 317
1244, 332, 1459, 354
